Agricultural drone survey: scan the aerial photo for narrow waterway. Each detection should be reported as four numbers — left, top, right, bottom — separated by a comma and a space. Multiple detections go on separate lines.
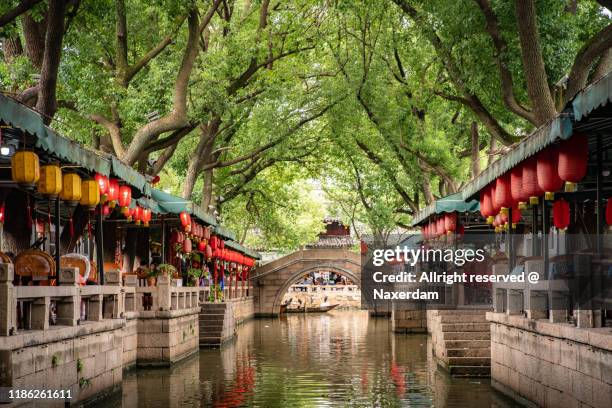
105, 311, 520, 407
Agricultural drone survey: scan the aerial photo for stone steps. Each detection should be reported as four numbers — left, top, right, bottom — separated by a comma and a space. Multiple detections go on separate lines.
435, 309, 489, 315
444, 339, 491, 349
447, 356, 490, 366
199, 336, 221, 347
439, 314, 488, 323
443, 331, 490, 341
448, 365, 490, 377
446, 347, 490, 358
441, 322, 490, 332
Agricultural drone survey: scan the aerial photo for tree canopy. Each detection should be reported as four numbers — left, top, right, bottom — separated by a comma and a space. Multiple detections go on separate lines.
1, 0, 610, 250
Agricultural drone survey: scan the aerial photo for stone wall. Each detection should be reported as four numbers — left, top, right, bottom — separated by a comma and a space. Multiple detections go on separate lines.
392, 309, 426, 333
1, 320, 125, 406
230, 297, 255, 325
136, 309, 200, 367
489, 312, 612, 408
122, 318, 138, 369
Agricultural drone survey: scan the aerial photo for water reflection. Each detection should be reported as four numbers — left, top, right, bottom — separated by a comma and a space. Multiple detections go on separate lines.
109, 311, 519, 407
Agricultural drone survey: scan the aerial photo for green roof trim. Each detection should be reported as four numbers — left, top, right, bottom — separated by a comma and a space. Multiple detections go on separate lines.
151, 189, 217, 226
411, 192, 479, 226
111, 156, 150, 195
0, 94, 111, 175
214, 225, 236, 241
224, 239, 261, 259
572, 69, 612, 121
460, 116, 573, 202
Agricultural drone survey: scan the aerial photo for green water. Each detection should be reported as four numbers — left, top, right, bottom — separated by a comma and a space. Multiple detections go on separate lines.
107, 310, 520, 407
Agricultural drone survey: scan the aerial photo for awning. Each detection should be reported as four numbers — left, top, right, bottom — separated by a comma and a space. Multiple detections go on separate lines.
460, 116, 573, 201
111, 156, 150, 195
151, 188, 217, 226
411, 192, 479, 226
214, 225, 236, 241
224, 239, 261, 259
0, 94, 111, 175
572, 70, 612, 121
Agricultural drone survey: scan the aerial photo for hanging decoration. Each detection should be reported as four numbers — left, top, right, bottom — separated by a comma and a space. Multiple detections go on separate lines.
480, 186, 494, 224
95, 173, 109, 202
537, 147, 563, 200
79, 179, 100, 210
38, 164, 62, 197
60, 173, 82, 206
558, 133, 588, 192
444, 212, 457, 233
511, 206, 521, 228
142, 208, 152, 227
133, 206, 143, 225
510, 165, 528, 210
11, 150, 40, 188
522, 157, 543, 205
495, 173, 513, 216
552, 199, 570, 231
118, 185, 132, 214
108, 178, 120, 207
0, 202, 4, 225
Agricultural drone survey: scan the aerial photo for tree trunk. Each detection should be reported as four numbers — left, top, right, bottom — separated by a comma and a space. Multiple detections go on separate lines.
35, 0, 67, 124
515, 0, 556, 125
471, 121, 480, 178
200, 168, 214, 214
488, 133, 497, 166
21, 12, 46, 69
593, 48, 612, 82
182, 120, 218, 199
2, 36, 23, 64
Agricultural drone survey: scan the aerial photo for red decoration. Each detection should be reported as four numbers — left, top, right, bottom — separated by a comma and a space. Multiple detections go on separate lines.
457, 225, 465, 236
511, 207, 521, 225
102, 204, 110, 216
179, 211, 191, 229
552, 199, 570, 230
205, 244, 212, 259
0, 202, 4, 224
118, 185, 132, 209
444, 212, 457, 233
510, 165, 528, 208
495, 173, 513, 210
480, 186, 494, 223
522, 157, 543, 204
151, 175, 160, 185
219, 239, 225, 250
142, 208, 152, 227
606, 198, 612, 226
95, 173, 109, 196
537, 147, 563, 200
198, 241, 206, 251
183, 238, 192, 254
558, 134, 588, 192
210, 235, 218, 249
491, 183, 500, 214
108, 179, 119, 204
133, 206, 143, 224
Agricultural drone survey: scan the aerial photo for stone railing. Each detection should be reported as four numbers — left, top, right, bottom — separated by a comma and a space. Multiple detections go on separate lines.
0, 263, 125, 336
124, 275, 200, 313
288, 284, 359, 293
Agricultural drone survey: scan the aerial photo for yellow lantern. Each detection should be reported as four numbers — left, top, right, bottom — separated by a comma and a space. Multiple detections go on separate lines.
11, 150, 40, 187
79, 179, 100, 209
60, 173, 82, 206
37, 164, 62, 197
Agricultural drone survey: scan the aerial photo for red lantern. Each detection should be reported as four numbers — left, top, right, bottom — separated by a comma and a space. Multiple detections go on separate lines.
523, 157, 543, 205
510, 165, 529, 209
480, 186, 494, 224
552, 199, 570, 230
142, 208, 152, 227
210, 235, 218, 249
537, 147, 563, 200
118, 185, 132, 209
102, 204, 110, 216
495, 173, 513, 212
511, 206, 521, 227
133, 206, 143, 224
606, 198, 612, 226
179, 212, 191, 229
183, 238, 192, 254
558, 134, 588, 192
198, 241, 206, 251
219, 239, 225, 250
0, 203, 5, 224
107, 178, 119, 207
444, 212, 457, 233
205, 244, 212, 259
95, 174, 109, 197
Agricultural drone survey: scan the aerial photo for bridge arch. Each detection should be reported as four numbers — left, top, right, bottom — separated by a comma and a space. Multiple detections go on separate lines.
252, 248, 361, 316
271, 264, 361, 315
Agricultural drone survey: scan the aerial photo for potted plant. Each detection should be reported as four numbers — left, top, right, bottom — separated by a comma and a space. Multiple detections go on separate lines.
186, 268, 202, 286
148, 264, 177, 286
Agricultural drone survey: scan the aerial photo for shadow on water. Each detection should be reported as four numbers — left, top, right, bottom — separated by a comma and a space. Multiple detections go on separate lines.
100, 310, 522, 407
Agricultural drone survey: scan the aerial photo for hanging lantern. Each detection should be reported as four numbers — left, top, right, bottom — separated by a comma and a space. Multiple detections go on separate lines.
219, 239, 225, 250
60, 173, 82, 206
11, 150, 40, 188
180, 211, 191, 230
198, 241, 206, 252
495, 174, 513, 216
95, 173, 109, 201
183, 238, 192, 254
118, 185, 132, 209
205, 244, 212, 259
102, 203, 111, 217
558, 134, 588, 192
510, 165, 529, 210
142, 208, 152, 227
511, 206, 521, 228
210, 235, 218, 249
0, 203, 4, 224
37, 164, 62, 197
523, 157, 543, 205
552, 199, 570, 231
537, 147, 563, 200
80, 179, 100, 210
108, 178, 120, 207
480, 186, 494, 224
606, 199, 612, 226
444, 212, 457, 233
133, 206, 143, 225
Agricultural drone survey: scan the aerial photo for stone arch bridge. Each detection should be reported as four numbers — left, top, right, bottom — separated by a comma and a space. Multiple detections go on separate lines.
251, 248, 361, 316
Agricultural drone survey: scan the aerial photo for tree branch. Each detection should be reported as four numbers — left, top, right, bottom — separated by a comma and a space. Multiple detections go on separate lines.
0, 0, 42, 28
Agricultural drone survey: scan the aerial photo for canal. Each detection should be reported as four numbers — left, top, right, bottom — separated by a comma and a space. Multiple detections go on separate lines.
103, 311, 520, 407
